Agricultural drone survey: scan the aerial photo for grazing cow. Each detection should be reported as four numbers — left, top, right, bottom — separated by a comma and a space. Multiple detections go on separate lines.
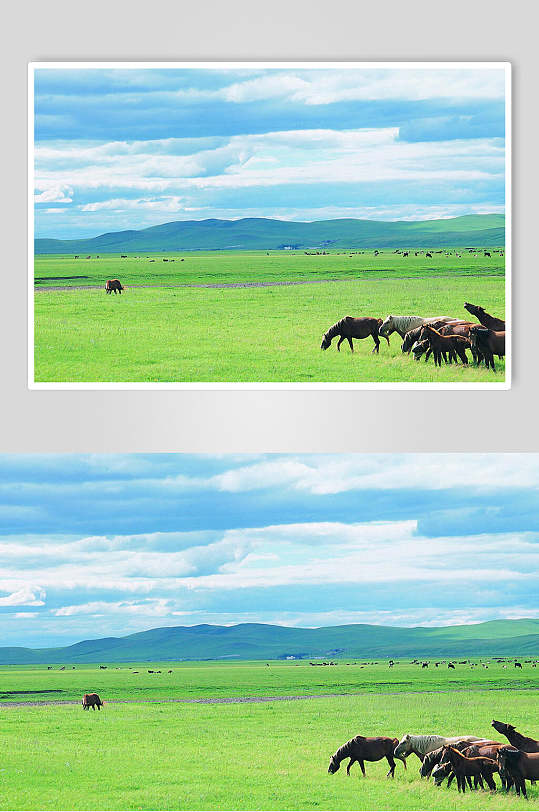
515, 661, 523, 669
320, 316, 389, 354
105, 279, 124, 295
422, 662, 429, 668
463, 302, 505, 331
74, 255, 79, 259
484, 251, 491, 257
497, 748, 539, 798
59, 666, 65, 670
448, 663, 455, 669
328, 735, 406, 778
469, 326, 505, 371
426, 252, 433, 258
121, 255, 127, 258
82, 693, 103, 710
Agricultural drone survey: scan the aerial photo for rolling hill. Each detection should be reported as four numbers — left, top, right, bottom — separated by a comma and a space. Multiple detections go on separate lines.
1, 619, 535, 664
34, 214, 505, 254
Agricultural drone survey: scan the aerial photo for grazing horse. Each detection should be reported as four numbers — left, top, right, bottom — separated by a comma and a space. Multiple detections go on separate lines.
320, 317, 389, 353
82, 693, 103, 710
463, 302, 505, 331
105, 279, 123, 294
440, 746, 498, 792
497, 748, 539, 798
469, 327, 505, 371
418, 325, 470, 366
401, 320, 461, 354
394, 734, 481, 761
379, 315, 455, 340
328, 735, 406, 778
492, 720, 539, 752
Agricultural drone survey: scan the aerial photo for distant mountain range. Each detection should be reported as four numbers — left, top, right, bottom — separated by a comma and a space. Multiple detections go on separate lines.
34, 214, 505, 254
1, 619, 536, 664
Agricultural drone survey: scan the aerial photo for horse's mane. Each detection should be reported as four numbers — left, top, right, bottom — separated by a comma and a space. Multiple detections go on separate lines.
332, 736, 363, 761
324, 317, 350, 339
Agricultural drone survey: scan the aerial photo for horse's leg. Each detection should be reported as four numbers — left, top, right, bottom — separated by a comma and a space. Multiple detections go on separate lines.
484, 773, 495, 791
336, 336, 343, 352
358, 760, 366, 778
347, 337, 354, 353
346, 758, 355, 776
371, 332, 380, 354
385, 754, 396, 778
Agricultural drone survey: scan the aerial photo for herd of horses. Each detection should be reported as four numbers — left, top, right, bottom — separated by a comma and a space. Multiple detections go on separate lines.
328, 720, 539, 799
321, 302, 506, 372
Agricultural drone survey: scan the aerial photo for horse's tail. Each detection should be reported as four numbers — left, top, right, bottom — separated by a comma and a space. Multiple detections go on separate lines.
378, 319, 390, 345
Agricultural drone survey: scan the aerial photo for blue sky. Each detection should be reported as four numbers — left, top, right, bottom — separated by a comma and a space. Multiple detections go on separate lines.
0, 454, 537, 648
33, 66, 506, 238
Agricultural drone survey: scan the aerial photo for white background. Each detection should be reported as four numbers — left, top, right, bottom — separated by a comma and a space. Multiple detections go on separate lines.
1, 0, 536, 452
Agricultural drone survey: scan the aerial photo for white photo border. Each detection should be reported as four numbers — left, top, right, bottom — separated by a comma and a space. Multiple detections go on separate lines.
28, 61, 512, 391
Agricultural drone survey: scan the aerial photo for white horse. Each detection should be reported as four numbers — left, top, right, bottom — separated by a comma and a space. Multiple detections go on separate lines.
379, 315, 456, 340
394, 734, 483, 761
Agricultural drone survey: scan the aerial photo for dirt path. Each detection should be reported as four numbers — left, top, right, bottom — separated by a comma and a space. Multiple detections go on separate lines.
0, 686, 516, 709
34, 273, 502, 292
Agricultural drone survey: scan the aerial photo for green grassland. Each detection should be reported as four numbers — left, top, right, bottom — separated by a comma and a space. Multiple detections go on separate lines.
0, 658, 537, 703
35, 249, 504, 287
34, 251, 505, 383
0, 661, 536, 810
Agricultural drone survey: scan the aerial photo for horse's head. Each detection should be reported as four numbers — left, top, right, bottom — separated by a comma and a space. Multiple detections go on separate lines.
327, 755, 340, 774
432, 761, 451, 786
394, 735, 411, 758
379, 315, 393, 337
492, 720, 512, 736
321, 333, 332, 350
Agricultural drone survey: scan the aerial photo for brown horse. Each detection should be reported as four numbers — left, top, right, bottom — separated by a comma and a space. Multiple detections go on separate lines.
82, 693, 103, 710
105, 279, 123, 294
469, 327, 505, 371
440, 746, 498, 792
464, 302, 505, 331
328, 735, 406, 778
418, 325, 470, 366
321, 317, 389, 354
491, 720, 539, 752
497, 748, 539, 798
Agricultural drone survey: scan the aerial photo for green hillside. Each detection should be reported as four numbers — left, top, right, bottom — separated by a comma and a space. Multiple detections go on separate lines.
35, 214, 505, 254
1, 619, 535, 664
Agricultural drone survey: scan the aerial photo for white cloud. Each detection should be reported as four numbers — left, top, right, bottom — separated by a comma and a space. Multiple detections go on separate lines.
0, 586, 45, 607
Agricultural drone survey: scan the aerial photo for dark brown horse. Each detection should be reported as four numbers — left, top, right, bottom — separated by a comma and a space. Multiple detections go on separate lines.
418, 325, 470, 366
492, 720, 539, 752
328, 735, 406, 778
497, 748, 539, 798
105, 279, 123, 294
469, 327, 505, 371
464, 302, 505, 331
440, 746, 498, 792
82, 693, 103, 710
321, 317, 389, 354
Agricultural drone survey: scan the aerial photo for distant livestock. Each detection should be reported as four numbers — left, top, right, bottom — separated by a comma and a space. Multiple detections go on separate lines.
105, 279, 124, 294
328, 735, 406, 778
320, 317, 389, 354
82, 693, 103, 710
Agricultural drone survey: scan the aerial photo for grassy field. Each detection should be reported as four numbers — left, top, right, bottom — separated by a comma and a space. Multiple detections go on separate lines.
0, 660, 536, 810
34, 251, 506, 383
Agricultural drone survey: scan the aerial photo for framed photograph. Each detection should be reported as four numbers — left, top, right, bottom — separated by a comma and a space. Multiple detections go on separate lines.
29, 62, 510, 389
1, 453, 536, 809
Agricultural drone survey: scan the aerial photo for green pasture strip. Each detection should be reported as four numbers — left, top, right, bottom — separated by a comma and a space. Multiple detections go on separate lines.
0, 660, 534, 704
34, 250, 505, 288
34, 276, 505, 383
0, 689, 535, 810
